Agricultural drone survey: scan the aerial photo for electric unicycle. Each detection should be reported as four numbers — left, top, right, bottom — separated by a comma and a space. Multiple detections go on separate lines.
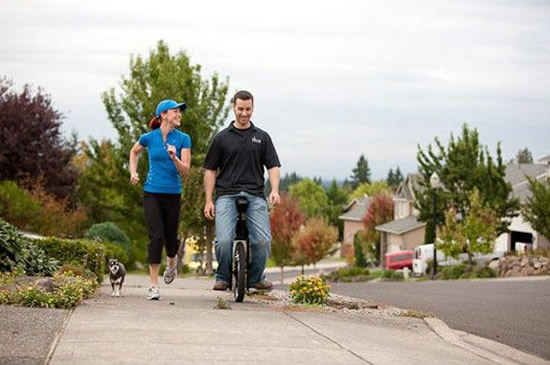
231, 198, 250, 302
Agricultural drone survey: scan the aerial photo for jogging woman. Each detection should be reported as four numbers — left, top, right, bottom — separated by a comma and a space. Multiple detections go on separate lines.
129, 99, 191, 300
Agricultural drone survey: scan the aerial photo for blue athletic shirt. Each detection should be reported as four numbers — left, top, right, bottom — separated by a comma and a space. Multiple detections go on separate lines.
138, 128, 192, 194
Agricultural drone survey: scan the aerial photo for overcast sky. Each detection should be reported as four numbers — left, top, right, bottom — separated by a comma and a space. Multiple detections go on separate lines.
1, 0, 549, 181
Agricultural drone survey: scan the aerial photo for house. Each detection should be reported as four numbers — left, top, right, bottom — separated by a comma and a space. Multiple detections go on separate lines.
338, 196, 371, 256
375, 174, 426, 267
494, 161, 550, 252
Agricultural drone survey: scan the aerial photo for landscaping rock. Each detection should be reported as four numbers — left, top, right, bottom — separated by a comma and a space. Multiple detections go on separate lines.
495, 255, 550, 277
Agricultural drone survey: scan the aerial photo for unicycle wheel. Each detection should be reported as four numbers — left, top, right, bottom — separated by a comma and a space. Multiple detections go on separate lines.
233, 241, 246, 302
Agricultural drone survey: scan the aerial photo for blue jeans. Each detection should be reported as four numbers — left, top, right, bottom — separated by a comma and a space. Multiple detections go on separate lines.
214, 192, 271, 285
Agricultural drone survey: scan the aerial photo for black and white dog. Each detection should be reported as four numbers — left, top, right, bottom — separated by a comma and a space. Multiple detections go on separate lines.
108, 259, 126, 297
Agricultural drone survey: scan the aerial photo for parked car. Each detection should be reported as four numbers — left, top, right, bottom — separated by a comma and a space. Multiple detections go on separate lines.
385, 250, 414, 270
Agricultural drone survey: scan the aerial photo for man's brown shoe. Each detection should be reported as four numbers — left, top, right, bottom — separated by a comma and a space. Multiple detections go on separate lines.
251, 280, 273, 291
213, 281, 229, 291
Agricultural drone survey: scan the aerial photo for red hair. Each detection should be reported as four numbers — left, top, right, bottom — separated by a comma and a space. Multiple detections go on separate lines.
149, 116, 161, 130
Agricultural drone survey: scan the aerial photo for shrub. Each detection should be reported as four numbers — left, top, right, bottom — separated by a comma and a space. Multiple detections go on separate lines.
323, 267, 371, 282
0, 218, 58, 275
381, 270, 404, 280
0, 271, 99, 309
85, 222, 133, 269
353, 231, 368, 268
85, 222, 131, 253
289, 276, 330, 305
103, 242, 129, 267
0, 180, 87, 237
0, 180, 41, 231
439, 264, 496, 280
32, 237, 105, 284
439, 265, 465, 280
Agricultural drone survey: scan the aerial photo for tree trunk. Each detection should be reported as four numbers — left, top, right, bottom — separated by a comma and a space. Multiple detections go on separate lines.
280, 266, 284, 285
205, 221, 214, 276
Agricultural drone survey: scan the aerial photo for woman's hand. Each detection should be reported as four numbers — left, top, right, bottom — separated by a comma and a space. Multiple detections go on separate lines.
130, 173, 140, 185
166, 144, 176, 160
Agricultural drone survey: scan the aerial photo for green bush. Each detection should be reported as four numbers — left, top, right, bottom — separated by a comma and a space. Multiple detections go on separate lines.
289, 276, 330, 305
322, 267, 370, 282
85, 222, 131, 253
439, 264, 496, 280
0, 218, 58, 275
439, 265, 465, 280
85, 222, 133, 269
0, 181, 42, 231
32, 237, 105, 284
353, 231, 368, 267
103, 242, 129, 267
0, 272, 99, 309
381, 270, 404, 280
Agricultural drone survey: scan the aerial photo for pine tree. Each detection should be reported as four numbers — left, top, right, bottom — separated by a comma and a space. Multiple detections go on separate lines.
350, 154, 371, 189
416, 124, 519, 242
514, 148, 534, 164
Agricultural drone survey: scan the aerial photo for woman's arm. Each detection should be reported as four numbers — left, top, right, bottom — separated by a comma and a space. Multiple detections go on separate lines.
129, 141, 144, 185
167, 146, 191, 177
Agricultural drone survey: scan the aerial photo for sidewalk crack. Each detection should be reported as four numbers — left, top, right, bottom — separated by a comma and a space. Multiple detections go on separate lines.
283, 311, 373, 364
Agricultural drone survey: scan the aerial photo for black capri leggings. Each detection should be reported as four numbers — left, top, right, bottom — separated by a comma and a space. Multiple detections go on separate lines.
143, 192, 181, 264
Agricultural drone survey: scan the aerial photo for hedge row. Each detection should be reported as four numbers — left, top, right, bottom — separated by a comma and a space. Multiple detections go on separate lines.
32, 237, 105, 284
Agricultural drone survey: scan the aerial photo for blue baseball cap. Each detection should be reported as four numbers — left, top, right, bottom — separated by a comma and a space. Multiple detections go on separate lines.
155, 99, 187, 117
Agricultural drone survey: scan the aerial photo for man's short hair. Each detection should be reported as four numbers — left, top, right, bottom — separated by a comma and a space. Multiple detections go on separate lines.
232, 90, 254, 105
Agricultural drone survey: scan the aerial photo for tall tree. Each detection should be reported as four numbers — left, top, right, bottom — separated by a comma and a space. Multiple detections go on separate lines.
416, 124, 519, 243
325, 179, 349, 240
269, 194, 305, 284
361, 193, 394, 266
522, 176, 550, 241
79, 41, 230, 262
514, 148, 534, 164
348, 181, 391, 202
387, 166, 404, 189
350, 154, 371, 189
293, 218, 338, 267
438, 189, 499, 264
289, 178, 329, 219
0, 78, 77, 199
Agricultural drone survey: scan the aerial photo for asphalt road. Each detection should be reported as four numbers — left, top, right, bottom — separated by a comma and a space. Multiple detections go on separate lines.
327, 277, 550, 360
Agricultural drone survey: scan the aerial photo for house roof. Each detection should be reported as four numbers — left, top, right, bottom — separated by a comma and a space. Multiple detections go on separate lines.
339, 196, 371, 222
395, 173, 421, 201
375, 215, 426, 234
505, 163, 549, 203
538, 155, 550, 164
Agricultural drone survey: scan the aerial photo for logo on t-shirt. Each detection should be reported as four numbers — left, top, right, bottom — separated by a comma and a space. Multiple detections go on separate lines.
252, 136, 262, 144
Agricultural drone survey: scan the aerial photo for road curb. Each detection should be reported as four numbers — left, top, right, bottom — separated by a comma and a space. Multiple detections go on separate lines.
424, 317, 549, 365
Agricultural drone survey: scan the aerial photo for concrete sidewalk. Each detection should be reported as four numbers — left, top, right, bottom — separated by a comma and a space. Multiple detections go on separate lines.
49, 275, 548, 365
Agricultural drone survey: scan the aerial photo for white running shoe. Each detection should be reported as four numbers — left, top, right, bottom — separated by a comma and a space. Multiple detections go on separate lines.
147, 286, 160, 300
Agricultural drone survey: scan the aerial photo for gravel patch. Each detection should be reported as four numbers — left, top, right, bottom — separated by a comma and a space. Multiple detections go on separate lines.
248, 289, 405, 316
0, 306, 69, 365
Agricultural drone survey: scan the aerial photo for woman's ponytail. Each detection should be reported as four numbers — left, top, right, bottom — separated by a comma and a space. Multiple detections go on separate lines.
149, 116, 161, 130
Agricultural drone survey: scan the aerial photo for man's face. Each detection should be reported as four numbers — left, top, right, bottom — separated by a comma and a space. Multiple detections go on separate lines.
233, 98, 253, 128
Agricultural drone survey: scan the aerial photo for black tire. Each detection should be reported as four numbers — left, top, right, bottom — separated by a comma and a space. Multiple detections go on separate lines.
233, 241, 246, 302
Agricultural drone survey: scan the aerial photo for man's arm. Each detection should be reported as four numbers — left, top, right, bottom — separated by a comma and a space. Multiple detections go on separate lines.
204, 169, 217, 219
267, 166, 281, 205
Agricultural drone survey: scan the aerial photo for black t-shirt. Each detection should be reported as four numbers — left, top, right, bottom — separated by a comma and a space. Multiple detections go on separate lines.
203, 121, 281, 199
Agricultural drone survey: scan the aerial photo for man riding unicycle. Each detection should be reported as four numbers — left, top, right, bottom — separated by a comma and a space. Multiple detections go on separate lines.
203, 90, 281, 295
